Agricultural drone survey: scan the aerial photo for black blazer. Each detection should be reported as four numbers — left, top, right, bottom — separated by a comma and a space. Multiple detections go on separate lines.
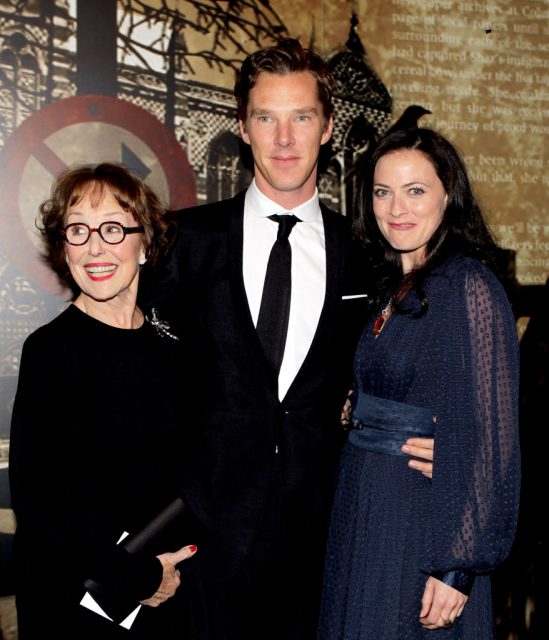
147, 191, 371, 582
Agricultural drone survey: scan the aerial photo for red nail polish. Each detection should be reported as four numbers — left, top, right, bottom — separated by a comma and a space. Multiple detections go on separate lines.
189, 545, 197, 553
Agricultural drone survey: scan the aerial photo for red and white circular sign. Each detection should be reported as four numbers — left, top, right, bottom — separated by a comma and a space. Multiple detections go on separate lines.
0, 95, 196, 293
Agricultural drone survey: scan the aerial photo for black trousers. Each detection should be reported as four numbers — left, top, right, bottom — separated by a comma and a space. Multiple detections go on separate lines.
175, 561, 324, 640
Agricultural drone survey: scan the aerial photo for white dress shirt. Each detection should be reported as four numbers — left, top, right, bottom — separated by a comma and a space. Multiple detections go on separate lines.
243, 180, 326, 400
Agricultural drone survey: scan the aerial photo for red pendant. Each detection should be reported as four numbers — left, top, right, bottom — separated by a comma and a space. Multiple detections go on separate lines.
373, 313, 386, 337
373, 298, 393, 337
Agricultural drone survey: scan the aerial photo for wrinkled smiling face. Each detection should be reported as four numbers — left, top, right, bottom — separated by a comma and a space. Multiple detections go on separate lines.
373, 149, 448, 273
240, 71, 333, 209
64, 186, 145, 304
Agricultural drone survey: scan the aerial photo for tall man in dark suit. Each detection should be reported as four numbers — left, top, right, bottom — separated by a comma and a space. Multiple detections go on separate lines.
155, 38, 434, 639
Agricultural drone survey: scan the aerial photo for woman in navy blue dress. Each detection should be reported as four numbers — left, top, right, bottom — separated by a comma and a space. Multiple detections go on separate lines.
319, 128, 520, 639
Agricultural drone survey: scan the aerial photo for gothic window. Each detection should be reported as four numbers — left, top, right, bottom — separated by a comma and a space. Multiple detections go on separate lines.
0, 31, 41, 133
342, 113, 377, 217
206, 131, 252, 203
319, 158, 342, 213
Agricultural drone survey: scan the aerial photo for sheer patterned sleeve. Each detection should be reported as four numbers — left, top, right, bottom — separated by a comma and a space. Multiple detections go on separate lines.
427, 262, 520, 594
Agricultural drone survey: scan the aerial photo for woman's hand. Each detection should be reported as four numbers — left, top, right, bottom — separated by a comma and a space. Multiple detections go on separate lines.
140, 544, 197, 607
419, 576, 468, 629
402, 437, 434, 478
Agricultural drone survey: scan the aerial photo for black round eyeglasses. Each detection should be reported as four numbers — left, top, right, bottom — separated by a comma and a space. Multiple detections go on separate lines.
61, 221, 144, 246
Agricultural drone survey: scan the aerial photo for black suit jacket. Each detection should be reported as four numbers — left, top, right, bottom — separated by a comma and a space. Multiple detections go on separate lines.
146, 191, 371, 583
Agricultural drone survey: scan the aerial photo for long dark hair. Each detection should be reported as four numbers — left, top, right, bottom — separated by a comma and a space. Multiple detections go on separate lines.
353, 127, 500, 312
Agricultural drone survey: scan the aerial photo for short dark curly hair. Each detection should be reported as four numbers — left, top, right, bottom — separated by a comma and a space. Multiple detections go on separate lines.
234, 38, 334, 122
39, 162, 174, 291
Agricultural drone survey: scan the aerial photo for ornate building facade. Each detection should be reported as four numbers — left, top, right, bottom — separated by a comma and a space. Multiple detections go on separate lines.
0, 0, 393, 442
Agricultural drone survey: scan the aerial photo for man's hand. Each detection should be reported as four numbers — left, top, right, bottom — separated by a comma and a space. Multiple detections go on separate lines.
419, 576, 468, 628
140, 544, 197, 607
340, 389, 353, 428
401, 437, 434, 478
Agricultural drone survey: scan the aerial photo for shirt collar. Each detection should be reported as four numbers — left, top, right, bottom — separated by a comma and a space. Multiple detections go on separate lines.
245, 179, 322, 223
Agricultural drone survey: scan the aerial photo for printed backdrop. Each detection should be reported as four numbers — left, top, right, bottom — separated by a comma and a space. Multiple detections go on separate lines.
0, 1, 547, 636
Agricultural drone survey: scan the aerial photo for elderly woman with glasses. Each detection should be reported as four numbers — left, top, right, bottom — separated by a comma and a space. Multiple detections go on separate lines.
9, 163, 196, 639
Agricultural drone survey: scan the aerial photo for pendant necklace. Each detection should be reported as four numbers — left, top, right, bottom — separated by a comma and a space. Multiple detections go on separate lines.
373, 297, 394, 337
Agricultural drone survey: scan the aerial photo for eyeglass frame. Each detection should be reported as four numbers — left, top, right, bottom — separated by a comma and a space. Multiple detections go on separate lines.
60, 221, 145, 246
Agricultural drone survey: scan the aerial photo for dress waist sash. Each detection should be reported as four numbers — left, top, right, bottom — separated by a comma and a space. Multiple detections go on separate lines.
349, 392, 436, 457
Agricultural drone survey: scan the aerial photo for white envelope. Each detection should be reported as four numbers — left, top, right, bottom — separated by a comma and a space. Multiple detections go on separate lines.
79, 531, 142, 629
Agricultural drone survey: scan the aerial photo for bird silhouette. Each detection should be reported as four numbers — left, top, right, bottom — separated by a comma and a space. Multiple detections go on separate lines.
383, 104, 432, 135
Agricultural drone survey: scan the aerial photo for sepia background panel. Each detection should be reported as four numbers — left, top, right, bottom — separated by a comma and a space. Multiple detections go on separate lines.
0, 1, 547, 637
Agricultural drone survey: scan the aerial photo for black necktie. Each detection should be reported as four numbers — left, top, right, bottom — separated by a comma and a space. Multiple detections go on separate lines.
256, 214, 300, 375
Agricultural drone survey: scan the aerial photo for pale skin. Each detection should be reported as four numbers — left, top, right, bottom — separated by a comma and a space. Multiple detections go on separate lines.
373, 148, 468, 629
64, 185, 197, 606
140, 546, 197, 606
239, 70, 332, 211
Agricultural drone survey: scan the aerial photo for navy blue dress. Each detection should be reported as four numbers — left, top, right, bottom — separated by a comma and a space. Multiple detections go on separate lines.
319, 256, 520, 639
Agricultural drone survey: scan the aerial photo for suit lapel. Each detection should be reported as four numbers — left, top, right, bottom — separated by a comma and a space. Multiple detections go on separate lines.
228, 193, 280, 392
228, 193, 258, 343
312, 206, 343, 348
284, 205, 343, 398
